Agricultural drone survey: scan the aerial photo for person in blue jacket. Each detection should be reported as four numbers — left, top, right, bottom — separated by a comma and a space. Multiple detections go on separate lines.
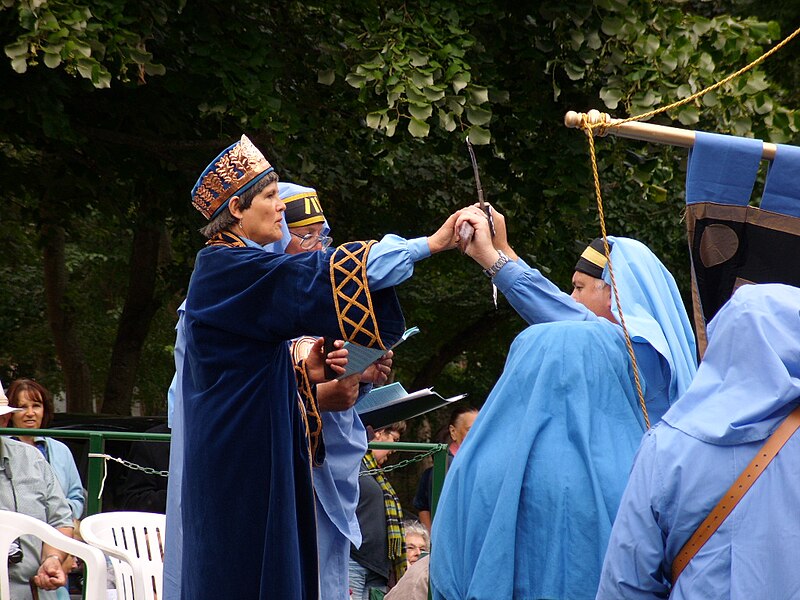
597, 283, 800, 599
455, 204, 697, 425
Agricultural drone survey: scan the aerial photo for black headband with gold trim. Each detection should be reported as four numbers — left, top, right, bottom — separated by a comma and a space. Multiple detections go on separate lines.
575, 238, 612, 279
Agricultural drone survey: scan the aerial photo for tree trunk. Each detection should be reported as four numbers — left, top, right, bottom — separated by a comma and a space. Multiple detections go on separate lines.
100, 223, 165, 415
40, 220, 94, 412
409, 308, 506, 391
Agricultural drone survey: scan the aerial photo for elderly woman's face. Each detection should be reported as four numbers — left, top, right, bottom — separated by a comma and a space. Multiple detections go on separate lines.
405, 533, 428, 566
236, 182, 286, 245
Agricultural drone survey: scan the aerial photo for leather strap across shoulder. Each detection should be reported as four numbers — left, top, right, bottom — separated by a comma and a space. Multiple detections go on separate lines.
671, 404, 800, 584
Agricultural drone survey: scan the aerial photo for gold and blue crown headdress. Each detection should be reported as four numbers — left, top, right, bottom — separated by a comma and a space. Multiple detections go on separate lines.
191, 134, 276, 220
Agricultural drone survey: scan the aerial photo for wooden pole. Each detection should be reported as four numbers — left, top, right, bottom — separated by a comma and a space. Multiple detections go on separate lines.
564, 110, 777, 160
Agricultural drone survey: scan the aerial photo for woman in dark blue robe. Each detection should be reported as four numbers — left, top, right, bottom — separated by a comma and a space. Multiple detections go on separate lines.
177, 135, 457, 600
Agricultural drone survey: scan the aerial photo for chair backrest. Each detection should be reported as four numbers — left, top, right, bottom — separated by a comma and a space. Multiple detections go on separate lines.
80, 511, 165, 600
0, 509, 107, 600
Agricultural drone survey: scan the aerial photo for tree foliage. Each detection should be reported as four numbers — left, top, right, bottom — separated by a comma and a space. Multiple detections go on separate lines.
1, 0, 797, 422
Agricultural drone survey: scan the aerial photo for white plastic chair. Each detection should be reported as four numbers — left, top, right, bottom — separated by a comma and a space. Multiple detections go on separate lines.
80, 511, 165, 600
0, 509, 107, 600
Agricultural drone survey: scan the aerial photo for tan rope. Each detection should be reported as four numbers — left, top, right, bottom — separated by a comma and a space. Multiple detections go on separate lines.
580, 114, 650, 429
575, 22, 800, 428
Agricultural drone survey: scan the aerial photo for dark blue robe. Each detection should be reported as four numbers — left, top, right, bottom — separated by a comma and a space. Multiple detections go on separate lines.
180, 239, 404, 600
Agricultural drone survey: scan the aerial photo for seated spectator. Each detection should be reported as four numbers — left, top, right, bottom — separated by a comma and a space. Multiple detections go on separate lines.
1, 379, 74, 600
349, 422, 408, 600
7, 379, 85, 520
120, 422, 170, 513
385, 555, 430, 600
403, 520, 429, 568
413, 406, 478, 531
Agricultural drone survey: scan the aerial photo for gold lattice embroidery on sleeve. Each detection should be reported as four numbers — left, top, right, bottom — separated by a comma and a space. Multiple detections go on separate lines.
329, 241, 387, 350
294, 359, 325, 467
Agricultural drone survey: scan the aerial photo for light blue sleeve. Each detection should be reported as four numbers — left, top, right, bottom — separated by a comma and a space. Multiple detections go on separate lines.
167, 301, 187, 428
164, 301, 186, 600
46, 439, 85, 520
596, 432, 670, 599
365, 235, 430, 290
492, 258, 596, 325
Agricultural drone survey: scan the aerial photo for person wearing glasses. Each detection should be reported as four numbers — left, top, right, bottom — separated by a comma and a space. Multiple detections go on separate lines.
282, 182, 393, 600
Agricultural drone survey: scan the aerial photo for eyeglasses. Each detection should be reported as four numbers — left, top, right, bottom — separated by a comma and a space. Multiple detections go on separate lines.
291, 232, 333, 250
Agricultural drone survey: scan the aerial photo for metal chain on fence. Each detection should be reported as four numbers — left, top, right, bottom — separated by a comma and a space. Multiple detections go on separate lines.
359, 445, 445, 477
88, 453, 169, 477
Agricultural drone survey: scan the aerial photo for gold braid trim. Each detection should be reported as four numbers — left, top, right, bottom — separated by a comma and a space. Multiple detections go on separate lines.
294, 359, 325, 467
205, 231, 248, 248
329, 241, 387, 349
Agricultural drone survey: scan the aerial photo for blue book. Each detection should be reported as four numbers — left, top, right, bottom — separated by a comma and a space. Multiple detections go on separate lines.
337, 326, 420, 379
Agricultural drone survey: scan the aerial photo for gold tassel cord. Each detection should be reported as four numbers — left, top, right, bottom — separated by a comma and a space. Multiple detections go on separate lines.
572, 22, 800, 429
581, 115, 650, 430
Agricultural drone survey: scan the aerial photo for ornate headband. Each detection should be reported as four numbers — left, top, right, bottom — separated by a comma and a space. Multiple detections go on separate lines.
191, 134, 276, 220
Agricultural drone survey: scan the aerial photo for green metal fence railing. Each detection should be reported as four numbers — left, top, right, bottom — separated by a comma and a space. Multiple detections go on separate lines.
0, 429, 448, 518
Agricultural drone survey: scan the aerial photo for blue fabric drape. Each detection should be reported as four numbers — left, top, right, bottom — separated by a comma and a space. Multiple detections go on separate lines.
430, 320, 644, 600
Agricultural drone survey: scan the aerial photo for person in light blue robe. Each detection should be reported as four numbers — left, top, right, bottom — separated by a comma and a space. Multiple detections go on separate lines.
457, 205, 697, 425
430, 319, 644, 599
597, 283, 800, 600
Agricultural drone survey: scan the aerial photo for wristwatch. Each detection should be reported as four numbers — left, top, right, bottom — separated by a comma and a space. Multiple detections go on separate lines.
482, 250, 510, 278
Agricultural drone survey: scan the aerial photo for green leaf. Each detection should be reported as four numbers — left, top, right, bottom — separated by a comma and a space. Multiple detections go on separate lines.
452, 72, 470, 93
439, 111, 457, 132
732, 116, 752, 136
601, 17, 624, 36
467, 125, 491, 145
564, 62, 585, 81
466, 105, 491, 126
422, 86, 445, 102
642, 34, 659, 56
43, 52, 62, 68
4, 41, 28, 59
468, 86, 489, 104
408, 50, 428, 67
600, 87, 623, 110
446, 97, 465, 115
96, 70, 111, 89
411, 70, 434, 88
677, 105, 699, 125
10, 56, 28, 74
144, 63, 166, 76
701, 90, 718, 107
650, 185, 667, 204
692, 17, 712, 36
409, 103, 433, 120
570, 30, 584, 51
408, 117, 430, 138
753, 94, 773, 115
317, 69, 335, 85
661, 53, 677, 74
366, 111, 383, 129
586, 30, 602, 50
385, 119, 398, 137
345, 73, 367, 88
